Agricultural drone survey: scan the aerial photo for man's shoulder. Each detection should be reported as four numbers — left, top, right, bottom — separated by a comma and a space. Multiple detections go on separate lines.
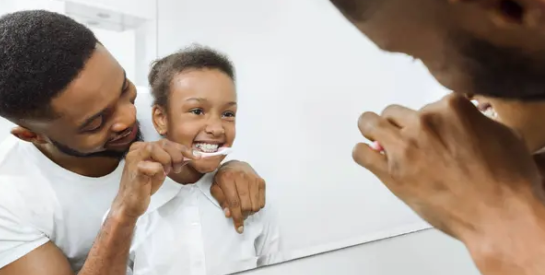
0, 136, 38, 172
0, 137, 57, 234
0, 174, 57, 237
0, 136, 54, 202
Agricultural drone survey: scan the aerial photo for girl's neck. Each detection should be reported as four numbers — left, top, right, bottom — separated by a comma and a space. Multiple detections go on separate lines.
168, 165, 205, 185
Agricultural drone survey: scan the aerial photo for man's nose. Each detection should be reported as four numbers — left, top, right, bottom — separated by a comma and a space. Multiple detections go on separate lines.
111, 102, 137, 133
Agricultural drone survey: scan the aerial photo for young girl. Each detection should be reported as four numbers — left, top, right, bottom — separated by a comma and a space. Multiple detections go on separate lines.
128, 45, 281, 275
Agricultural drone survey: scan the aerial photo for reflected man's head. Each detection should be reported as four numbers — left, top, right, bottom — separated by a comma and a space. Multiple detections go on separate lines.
0, 10, 141, 159
330, 0, 545, 100
149, 45, 237, 174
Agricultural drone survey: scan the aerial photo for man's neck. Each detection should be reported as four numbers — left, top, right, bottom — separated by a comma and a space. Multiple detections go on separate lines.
168, 165, 204, 185
35, 143, 120, 177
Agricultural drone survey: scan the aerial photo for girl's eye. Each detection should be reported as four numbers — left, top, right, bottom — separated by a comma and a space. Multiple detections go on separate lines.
223, 111, 236, 118
190, 109, 204, 115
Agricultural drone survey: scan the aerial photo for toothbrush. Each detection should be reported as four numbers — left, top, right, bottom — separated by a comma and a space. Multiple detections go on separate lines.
369, 141, 384, 152
193, 147, 233, 158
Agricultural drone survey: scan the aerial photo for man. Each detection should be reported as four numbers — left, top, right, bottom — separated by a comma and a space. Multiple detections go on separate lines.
329, 0, 545, 274
0, 10, 266, 275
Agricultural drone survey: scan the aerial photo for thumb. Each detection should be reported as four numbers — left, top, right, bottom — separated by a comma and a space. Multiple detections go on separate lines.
352, 142, 388, 178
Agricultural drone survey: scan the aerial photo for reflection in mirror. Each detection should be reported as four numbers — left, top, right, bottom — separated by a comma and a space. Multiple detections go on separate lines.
0, 1, 453, 275
150, 0, 452, 274
126, 46, 282, 275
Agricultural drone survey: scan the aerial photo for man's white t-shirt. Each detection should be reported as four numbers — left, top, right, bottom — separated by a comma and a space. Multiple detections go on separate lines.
128, 173, 282, 275
0, 136, 124, 271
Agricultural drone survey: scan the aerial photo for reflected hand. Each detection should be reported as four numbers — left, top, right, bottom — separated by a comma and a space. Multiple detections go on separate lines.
111, 139, 199, 220
211, 160, 266, 234
353, 93, 543, 248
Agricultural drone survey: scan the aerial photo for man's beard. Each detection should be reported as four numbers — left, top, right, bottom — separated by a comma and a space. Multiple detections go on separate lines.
50, 127, 143, 160
457, 32, 545, 101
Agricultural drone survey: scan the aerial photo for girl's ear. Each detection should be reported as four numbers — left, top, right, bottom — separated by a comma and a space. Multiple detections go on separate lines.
152, 105, 168, 136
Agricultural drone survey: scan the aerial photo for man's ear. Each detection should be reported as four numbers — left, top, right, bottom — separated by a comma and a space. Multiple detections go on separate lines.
152, 105, 168, 136
11, 126, 47, 144
452, 0, 545, 27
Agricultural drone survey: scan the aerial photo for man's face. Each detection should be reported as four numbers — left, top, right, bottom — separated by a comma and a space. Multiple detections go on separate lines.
333, 0, 545, 100
21, 44, 140, 158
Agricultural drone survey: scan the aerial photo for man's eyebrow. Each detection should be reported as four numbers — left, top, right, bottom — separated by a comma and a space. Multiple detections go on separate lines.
77, 70, 127, 130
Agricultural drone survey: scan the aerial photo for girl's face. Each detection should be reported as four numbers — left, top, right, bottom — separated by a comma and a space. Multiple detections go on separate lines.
153, 69, 237, 173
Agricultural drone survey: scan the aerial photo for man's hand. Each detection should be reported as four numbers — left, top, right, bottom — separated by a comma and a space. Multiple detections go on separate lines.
353, 94, 545, 265
210, 160, 266, 234
111, 139, 199, 220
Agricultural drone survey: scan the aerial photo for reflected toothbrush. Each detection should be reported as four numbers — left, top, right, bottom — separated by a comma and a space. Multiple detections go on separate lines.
193, 147, 233, 158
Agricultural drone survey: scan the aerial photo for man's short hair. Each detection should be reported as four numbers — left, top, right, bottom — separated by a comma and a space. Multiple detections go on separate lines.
0, 10, 98, 120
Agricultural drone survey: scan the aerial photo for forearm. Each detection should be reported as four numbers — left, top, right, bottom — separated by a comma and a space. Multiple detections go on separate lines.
472, 250, 545, 275
78, 210, 136, 275
467, 197, 545, 275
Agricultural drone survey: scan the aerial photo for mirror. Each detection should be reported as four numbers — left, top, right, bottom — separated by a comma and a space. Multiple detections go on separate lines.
153, 0, 453, 274
0, 0, 450, 275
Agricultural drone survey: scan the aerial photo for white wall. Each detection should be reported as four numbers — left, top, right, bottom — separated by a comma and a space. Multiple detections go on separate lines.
0, 0, 157, 85
59, 0, 158, 85
156, 0, 455, 267
91, 27, 137, 81
61, 0, 156, 19
240, 230, 480, 275
0, 0, 64, 13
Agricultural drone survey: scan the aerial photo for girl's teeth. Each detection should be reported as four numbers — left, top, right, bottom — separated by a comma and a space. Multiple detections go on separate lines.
483, 108, 497, 118
195, 143, 219, 153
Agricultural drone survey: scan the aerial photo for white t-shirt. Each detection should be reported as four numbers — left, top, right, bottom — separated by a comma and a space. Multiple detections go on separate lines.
0, 136, 124, 271
128, 173, 282, 275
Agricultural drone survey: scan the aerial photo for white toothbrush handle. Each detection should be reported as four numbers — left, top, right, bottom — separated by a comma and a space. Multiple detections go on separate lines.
195, 148, 233, 158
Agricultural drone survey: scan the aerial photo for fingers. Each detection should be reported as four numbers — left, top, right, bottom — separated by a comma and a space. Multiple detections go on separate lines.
247, 179, 259, 212
352, 142, 388, 177
136, 143, 173, 174
252, 179, 266, 212
157, 140, 188, 173
210, 184, 231, 217
381, 104, 418, 128
358, 112, 400, 149
228, 193, 245, 234
236, 178, 252, 215
133, 140, 200, 174
259, 180, 266, 209
136, 161, 167, 195
137, 160, 165, 177
216, 177, 245, 234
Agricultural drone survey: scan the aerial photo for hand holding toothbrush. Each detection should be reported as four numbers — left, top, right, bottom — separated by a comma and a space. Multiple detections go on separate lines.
353, 93, 545, 271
